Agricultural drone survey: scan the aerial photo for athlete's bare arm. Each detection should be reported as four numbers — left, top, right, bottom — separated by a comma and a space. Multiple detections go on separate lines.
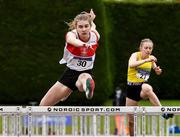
66, 32, 85, 47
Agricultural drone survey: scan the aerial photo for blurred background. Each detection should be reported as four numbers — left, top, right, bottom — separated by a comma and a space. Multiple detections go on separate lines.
0, 0, 179, 106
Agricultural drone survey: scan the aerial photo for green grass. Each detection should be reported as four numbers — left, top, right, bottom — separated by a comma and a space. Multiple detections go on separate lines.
0, 117, 1, 134
104, 99, 180, 106
140, 100, 180, 106
103, 0, 176, 3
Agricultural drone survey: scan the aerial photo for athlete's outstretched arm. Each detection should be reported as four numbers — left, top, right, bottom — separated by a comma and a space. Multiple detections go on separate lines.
66, 32, 85, 47
129, 53, 157, 68
128, 53, 147, 68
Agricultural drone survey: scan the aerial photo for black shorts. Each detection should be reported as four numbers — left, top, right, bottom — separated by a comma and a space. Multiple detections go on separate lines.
58, 67, 93, 91
126, 84, 143, 101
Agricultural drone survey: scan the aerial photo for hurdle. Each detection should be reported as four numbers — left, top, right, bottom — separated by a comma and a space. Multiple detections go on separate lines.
0, 106, 179, 136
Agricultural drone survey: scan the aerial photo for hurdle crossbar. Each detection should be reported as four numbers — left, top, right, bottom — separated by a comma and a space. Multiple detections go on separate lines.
0, 106, 179, 136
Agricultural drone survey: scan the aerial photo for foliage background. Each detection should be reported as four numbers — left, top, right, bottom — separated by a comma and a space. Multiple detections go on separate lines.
0, 0, 110, 105
104, 2, 180, 99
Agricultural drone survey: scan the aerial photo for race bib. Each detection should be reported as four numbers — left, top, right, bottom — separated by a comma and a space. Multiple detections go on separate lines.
76, 59, 88, 67
70, 57, 93, 69
136, 69, 150, 81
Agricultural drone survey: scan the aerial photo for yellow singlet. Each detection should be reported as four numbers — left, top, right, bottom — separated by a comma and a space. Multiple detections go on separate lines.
127, 52, 152, 83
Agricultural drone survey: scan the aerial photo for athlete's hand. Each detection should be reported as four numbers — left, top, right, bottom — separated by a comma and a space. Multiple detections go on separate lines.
154, 66, 162, 75
145, 55, 157, 62
89, 9, 96, 21
83, 43, 92, 50
84, 43, 90, 48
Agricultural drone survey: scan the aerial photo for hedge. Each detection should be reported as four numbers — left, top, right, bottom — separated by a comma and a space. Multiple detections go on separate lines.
0, 0, 112, 105
103, 2, 180, 99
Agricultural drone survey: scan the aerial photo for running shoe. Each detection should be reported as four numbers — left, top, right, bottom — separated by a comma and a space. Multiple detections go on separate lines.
85, 78, 95, 99
162, 113, 174, 120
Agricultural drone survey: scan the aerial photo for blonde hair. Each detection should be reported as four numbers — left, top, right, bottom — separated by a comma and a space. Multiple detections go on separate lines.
139, 38, 153, 49
67, 11, 92, 30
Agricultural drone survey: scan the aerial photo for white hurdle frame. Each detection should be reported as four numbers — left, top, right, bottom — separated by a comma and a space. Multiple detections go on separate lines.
0, 106, 180, 136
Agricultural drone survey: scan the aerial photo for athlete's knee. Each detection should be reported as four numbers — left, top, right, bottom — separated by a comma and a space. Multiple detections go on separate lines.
75, 80, 80, 87
60, 90, 72, 101
39, 98, 47, 106
142, 83, 153, 92
79, 73, 86, 79
79, 73, 92, 79
39, 100, 43, 106
60, 96, 68, 101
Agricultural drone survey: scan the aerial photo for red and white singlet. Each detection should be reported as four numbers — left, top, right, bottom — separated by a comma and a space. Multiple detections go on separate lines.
59, 30, 99, 71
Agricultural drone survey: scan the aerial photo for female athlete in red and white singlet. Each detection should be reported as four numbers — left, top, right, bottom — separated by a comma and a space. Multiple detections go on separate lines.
40, 9, 100, 106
